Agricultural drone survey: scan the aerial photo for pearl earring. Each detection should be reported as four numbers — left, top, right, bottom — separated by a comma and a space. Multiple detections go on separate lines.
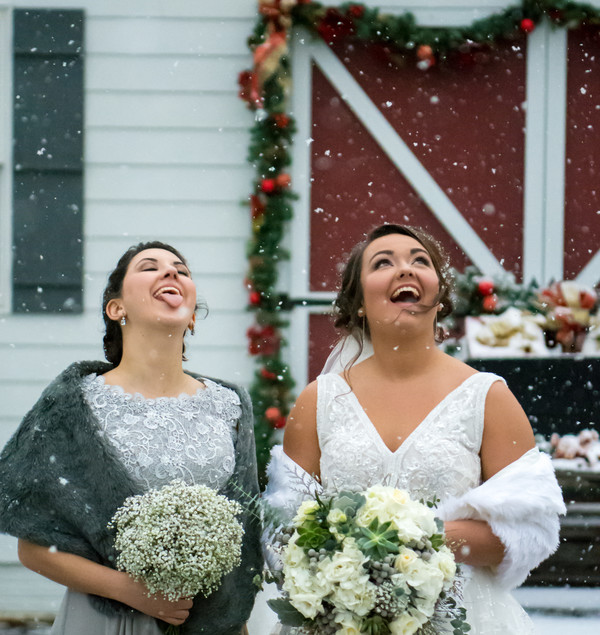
438, 303, 444, 311
120, 316, 127, 326
357, 308, 365, 317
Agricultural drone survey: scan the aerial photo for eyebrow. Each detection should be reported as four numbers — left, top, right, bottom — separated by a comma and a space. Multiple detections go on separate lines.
368, 247, 429, 263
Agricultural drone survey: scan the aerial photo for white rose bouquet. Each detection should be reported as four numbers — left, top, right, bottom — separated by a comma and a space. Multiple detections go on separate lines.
108, 480, 244, 633
268, 485, 469, 635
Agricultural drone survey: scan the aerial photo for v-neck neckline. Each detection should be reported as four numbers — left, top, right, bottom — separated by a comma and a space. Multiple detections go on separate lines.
333, 373, 479, 456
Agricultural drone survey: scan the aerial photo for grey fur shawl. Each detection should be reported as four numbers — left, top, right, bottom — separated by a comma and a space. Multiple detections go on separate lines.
0, 361, 262, 634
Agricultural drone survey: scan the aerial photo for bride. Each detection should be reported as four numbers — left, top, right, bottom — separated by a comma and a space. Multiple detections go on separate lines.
265, 224, 565, 634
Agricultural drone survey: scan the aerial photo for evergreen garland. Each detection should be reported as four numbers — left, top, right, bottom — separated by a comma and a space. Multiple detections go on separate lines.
239, 0, 600, 482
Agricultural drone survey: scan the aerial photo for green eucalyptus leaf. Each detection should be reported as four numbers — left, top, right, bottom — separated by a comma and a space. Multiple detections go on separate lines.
267, 598, 308, 627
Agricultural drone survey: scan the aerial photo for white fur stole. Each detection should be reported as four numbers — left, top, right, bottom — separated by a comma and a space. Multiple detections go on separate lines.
437, 448, 566, 590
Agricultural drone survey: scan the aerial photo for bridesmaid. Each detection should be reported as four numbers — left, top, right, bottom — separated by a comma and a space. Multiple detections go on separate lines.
0, 241, 262, 635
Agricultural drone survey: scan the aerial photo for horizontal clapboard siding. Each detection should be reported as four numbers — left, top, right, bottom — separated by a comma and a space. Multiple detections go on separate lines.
0, 0, 527, 620
0, 0, 258, 596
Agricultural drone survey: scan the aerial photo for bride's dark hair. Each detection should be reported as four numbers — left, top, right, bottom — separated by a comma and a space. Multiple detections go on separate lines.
333, 224, 454, 361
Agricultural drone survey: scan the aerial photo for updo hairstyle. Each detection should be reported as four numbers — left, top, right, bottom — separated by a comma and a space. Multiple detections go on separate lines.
102, 241, 204, 366
333, 224, 454, 349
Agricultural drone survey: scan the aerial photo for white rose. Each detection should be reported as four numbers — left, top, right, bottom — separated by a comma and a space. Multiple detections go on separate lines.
405, 500, 439, 536
286, 589, 324, 620
293, 499, 319, 524
284, 564, 328, 598
430, 546, 457, 583
396, 556, 444, 615
332, 577, 377, 616
389, 608, 427, 635
334, 610, 363, 635
394, 547, 418, 572
282, 539, 307, 569
410, 569, 445, 618
356, 486, 410, 528
356, 487, 438, 543
316, 540, 366, 584
412, 591, 437, 619
327, 508, 347, 525
283, 567, 329, 620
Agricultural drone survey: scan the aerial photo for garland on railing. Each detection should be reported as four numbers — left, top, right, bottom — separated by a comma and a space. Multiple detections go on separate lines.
239, 0, 600, 481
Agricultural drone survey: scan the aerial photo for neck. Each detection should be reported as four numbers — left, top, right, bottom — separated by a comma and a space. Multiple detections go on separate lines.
113, 327, 189, 396
368, 326, 441, 379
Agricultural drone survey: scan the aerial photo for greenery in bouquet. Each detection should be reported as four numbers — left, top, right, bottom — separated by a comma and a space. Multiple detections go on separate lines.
109, 480, 244, 632
268, 485, 469, 635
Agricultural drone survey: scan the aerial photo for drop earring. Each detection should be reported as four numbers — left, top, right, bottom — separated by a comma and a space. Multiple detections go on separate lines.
120, 315, 127, 326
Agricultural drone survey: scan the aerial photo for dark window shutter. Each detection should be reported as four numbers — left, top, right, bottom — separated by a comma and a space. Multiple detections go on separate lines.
12, 9, 84, 313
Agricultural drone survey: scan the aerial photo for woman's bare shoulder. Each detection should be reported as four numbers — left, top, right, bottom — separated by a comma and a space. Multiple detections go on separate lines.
437, 351, 479, 381
283, 380, 320, 477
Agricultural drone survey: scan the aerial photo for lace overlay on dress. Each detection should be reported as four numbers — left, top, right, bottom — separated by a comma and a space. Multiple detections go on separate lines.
310, 372, 536, 634
317, 372, 503, 503
81, 374, 240, 491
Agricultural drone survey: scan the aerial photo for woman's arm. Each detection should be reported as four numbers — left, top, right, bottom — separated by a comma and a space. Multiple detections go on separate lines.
479, 380, 536, 481
18, 539, 192, 625
282, 381, 320, 480
444, 519, 505, 566
445, 380, 536, 567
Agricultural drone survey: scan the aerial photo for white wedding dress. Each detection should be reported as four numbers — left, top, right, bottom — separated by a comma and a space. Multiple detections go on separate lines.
316, 371, 534, 634
268, 371, 547, 634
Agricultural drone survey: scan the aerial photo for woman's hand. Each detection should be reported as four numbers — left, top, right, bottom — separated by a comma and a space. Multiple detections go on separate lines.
121, 577, 193, 625
18, 539, 193, 625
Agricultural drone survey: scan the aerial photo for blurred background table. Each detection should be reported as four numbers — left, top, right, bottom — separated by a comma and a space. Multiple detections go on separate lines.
468, 357, 599, 436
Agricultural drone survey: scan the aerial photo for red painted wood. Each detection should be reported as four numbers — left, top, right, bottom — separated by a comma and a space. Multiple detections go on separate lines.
564, 26, 600, 282
308, 312, 339, 383
309, 39, 528, 292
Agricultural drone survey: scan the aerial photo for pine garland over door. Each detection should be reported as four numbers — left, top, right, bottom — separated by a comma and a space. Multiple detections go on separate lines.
239, 0, 600, 480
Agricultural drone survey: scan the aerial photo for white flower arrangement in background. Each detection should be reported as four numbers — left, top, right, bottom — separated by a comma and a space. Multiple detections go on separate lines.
268, 485, 469, 635
109, 480, 244, 630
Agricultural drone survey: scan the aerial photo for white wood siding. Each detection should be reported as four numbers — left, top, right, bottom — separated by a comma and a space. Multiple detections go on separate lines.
0, 0, 257, 613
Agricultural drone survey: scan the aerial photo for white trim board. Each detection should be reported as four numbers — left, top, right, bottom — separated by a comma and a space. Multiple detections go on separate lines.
0, 8, 12, 315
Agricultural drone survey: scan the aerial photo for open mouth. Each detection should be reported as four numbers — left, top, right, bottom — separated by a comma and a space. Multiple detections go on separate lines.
390, 286, 421, 303
153, 286, 183, 308
153, 286, 181, 298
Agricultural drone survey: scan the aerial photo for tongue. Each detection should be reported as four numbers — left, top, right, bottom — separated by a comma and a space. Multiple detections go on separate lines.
158, 293, 183, 308
394, 294, 418, 303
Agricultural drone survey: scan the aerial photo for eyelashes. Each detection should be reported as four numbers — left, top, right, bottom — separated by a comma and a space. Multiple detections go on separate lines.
141, 267, 190, 276
372, 256, 431, 270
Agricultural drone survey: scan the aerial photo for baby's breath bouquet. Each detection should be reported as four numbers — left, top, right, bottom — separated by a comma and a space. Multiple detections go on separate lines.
268, 485, 469, 635
109, 480, 244, 633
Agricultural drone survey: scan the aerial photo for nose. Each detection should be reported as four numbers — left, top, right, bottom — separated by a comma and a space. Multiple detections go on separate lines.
397, 264, 414, 278
162, 264, 179, 278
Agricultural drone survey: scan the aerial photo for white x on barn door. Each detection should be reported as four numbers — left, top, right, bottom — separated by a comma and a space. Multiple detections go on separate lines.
285, 20, 600, 385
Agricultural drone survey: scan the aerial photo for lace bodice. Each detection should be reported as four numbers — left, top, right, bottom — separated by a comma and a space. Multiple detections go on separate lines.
82, 374, 241, 491
317, 372, 504, 502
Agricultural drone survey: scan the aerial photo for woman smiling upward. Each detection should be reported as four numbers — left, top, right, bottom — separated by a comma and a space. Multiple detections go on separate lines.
266, 224, 565, 635
0, 241, 261, 635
